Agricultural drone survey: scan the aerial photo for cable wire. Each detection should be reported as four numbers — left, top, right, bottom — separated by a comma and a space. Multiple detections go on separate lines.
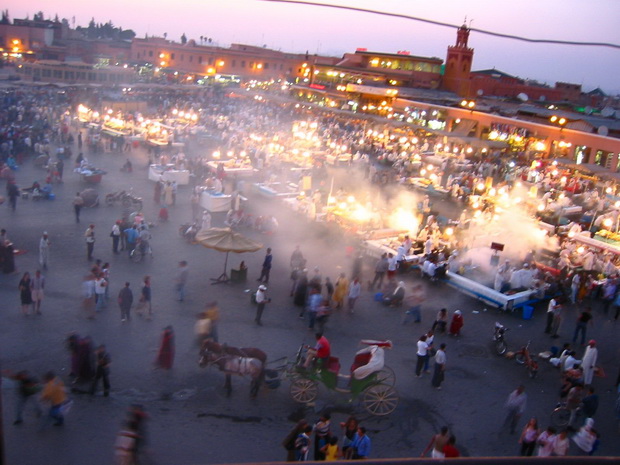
260, 0, 620, 49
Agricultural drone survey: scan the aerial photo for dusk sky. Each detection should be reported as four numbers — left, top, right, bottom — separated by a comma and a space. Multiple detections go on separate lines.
5, 0, 620, 94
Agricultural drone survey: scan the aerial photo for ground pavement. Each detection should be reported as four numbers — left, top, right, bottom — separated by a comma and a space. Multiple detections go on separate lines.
1, 143, 619, 464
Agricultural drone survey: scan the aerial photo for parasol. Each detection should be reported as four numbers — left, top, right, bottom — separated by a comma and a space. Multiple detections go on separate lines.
194, 227, 262, 284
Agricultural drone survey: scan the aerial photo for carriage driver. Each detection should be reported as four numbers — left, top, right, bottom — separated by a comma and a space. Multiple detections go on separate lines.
303, 332, 331, 368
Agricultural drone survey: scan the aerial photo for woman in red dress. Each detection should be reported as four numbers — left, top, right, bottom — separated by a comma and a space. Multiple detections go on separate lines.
155, 326, 175, 370
449, 310, 464, 336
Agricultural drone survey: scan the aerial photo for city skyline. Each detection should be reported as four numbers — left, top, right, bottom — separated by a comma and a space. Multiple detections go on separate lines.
4, 0, 620, 94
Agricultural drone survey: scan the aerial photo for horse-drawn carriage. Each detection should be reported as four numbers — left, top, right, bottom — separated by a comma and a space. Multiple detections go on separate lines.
198, 339, 399, 416
284, 339, 398, 416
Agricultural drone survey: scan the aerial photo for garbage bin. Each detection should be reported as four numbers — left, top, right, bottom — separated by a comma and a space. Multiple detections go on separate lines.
522, 305, 534, 320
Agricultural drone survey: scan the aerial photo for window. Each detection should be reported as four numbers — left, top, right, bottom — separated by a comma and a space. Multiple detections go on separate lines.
189, 56, 193, 62
42, 69, 51, 77
208, 57, 213, 65
171, 53, 175, 60
232, 60, 236, 68
249, 62, 254, 69
149, 51, 153, 57
88, 72, 96, 81
264, 63, 269, 70
241, 61, 246, 68
198, 56, 202, 64
53, 70, 62, 78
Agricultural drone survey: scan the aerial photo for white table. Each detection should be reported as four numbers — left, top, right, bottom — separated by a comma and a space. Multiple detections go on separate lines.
200, 191, 231, 212
148, 165, 190, 185
206, 161, 257, 178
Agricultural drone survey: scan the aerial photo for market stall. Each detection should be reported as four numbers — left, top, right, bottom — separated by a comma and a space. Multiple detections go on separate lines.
252, 182, 301, 199
148, 164, 190, 185
206, 160, 257, 178
444, 270, 536, 311
200, 191, 231, 213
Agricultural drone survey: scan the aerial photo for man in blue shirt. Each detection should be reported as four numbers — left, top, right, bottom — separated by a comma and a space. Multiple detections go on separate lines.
257, 248, 272, 284
123, 225, 139, 257
351, 426, 371, 459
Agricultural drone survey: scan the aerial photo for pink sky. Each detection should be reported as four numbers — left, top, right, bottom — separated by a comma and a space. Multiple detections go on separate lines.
5, 0, 620, 93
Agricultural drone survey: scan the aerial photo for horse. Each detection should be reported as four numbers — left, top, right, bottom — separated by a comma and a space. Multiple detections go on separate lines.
199, 341, 267, 398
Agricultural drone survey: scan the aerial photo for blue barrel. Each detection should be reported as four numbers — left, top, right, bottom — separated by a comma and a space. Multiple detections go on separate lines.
522, 305, 534, 320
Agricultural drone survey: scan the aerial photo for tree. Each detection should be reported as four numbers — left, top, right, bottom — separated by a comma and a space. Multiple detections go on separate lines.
181, 33, 187, 45
1, 10, 10, 24
33, 11, 45, 21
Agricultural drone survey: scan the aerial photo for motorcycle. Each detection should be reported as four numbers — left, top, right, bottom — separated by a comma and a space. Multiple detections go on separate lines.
179, 222, 199, 242
493, 322, 508, 355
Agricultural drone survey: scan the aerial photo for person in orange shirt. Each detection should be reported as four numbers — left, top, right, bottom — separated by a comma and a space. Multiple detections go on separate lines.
40, 371, 67, 426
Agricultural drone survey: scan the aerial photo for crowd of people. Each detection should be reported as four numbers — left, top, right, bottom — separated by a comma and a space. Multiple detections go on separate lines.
2, 82, 620, 464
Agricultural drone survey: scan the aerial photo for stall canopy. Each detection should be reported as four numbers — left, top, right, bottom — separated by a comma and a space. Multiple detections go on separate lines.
195, 227, 263, 284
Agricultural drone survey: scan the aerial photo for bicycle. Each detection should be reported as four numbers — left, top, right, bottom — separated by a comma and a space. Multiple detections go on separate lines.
514, 340, 538, 378
550, 401, 584, 428
130, 241, 153, 263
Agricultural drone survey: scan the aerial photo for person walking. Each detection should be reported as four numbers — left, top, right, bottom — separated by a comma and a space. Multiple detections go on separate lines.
89, 344, 111, 397
155, 326, 175, 370
138, 276, 152, 318
254, 285, 270, 326
504, 385, 527, 434
347, 278, 361, 313
573, 307, 594, 346
332, 273, 349, 310
85, 224, 95, 261
415, 334, 429, 377
282, 419, 309, 461
350, 426, 371, 459
175, 261, 189, 302
3, 369, 41, 425
545, 297, 561, 334
313, 413, 332, 460
94, 273, 107, 311
73, 192, 84, 223
7, 180, 19, 212
39, 231, 50, 269
18, 272, 33, 316
111, 221, 121, 254
431, 343, 447, 389
518, 417, 539, 456
582, 340, 598, 386
31, 269, 45, 315
118, 282, 133, 322
403, 283, 425, 324
369, 253, 388, 291
123, 225, 139, 257
257, 248, 273, 284
40, 371, 67, 427
294, 425, 313, 461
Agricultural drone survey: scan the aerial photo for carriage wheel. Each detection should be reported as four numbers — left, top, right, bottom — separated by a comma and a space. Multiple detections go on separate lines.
290, 378, 318, 404
361, 384, 399, 416
375, 366, 396, 386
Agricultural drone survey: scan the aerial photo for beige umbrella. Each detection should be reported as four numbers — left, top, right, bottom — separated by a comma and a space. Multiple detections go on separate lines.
195, 227, 263, 284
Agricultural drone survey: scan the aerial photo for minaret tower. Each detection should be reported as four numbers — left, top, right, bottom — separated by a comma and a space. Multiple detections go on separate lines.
442, 24, 474, 97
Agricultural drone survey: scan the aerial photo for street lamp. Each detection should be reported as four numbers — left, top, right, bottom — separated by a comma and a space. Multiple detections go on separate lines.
460, 99, 475, 110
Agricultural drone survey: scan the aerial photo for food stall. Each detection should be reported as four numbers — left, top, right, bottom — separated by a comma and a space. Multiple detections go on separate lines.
444, 270, 536, 311
206, 160, 257, 178
252, 182, 301, 199
199, 190, 231, 213
148, 164, 190, 185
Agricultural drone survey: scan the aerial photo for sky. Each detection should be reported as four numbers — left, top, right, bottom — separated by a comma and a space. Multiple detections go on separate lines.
5, 0, 620, 94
